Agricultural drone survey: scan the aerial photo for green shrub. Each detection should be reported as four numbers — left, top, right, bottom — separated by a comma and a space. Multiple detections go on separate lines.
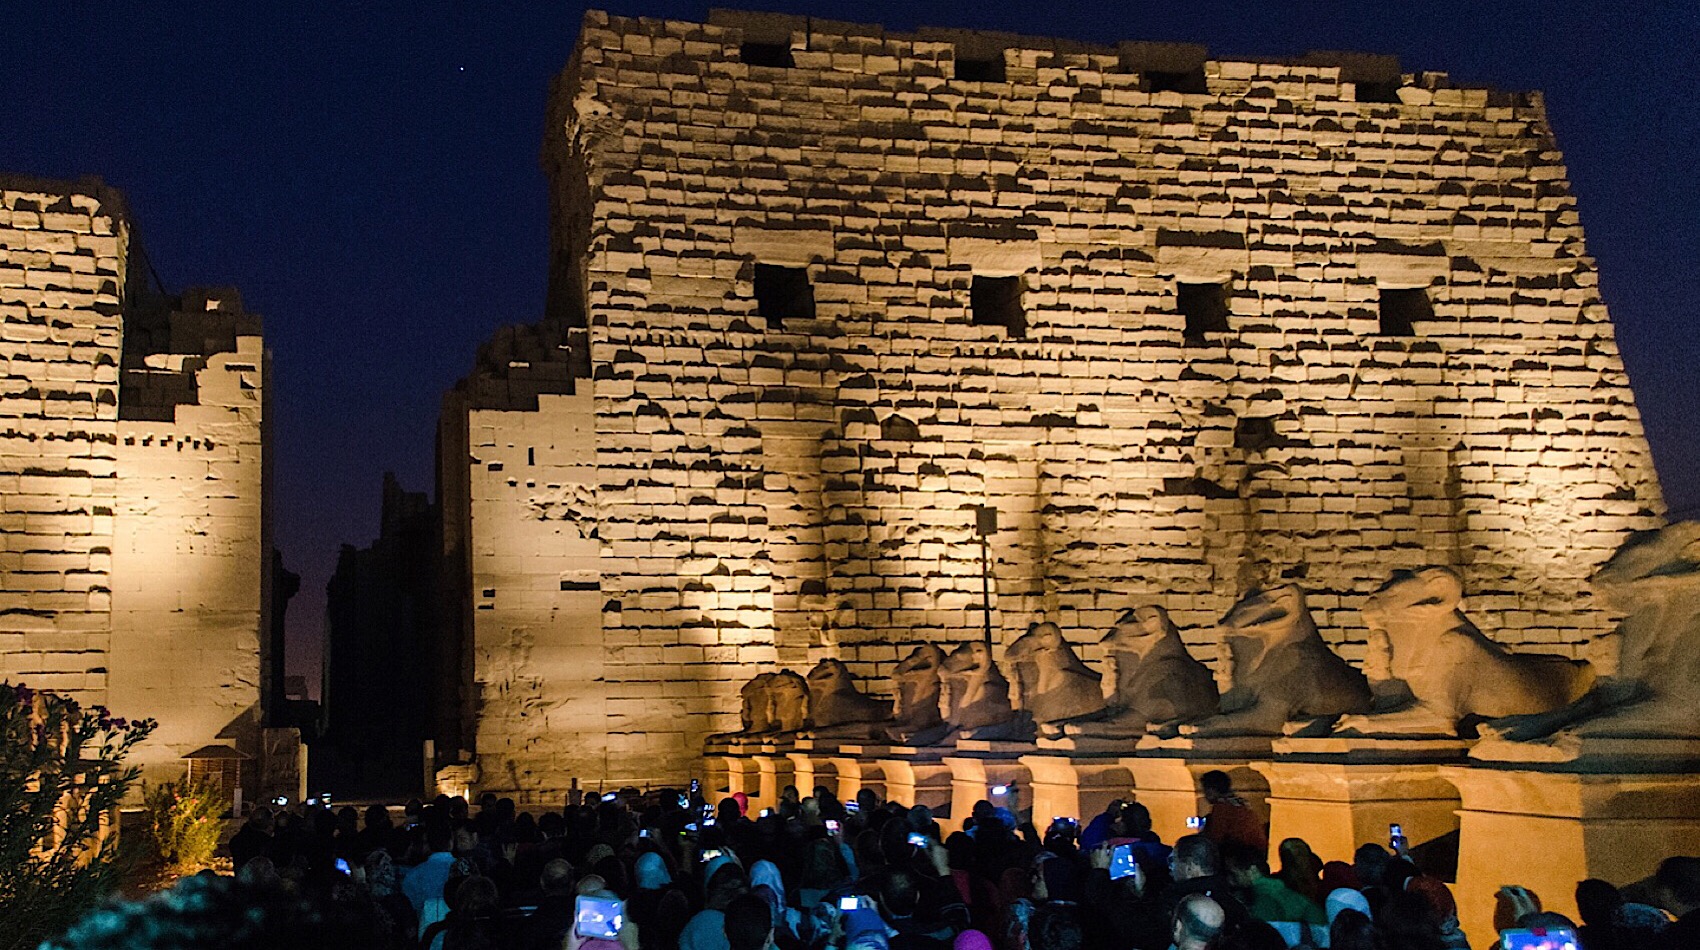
0, 681, 155, 950
141, 777, 225, 871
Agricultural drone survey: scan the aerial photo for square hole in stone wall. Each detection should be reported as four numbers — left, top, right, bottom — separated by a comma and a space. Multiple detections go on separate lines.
1146, 67, 1208, 94
1178, 281, 1230, 338
971, 275, 1025, 338
1379, 287, 1433, 336
741, 42, 794, 68
955, 57, 1006, 82
754, 264, 815, 325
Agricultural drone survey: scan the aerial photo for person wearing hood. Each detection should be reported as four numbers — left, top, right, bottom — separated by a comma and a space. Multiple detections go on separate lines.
750, 860, 802, 946
631, 852, 684, 950
681, 863, 750, 950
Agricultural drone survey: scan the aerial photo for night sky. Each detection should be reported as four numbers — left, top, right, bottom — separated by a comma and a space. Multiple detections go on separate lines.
3, 2, 1695, 693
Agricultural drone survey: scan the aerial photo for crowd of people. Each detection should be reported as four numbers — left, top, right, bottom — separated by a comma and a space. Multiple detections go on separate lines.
42, 770, 1700, 950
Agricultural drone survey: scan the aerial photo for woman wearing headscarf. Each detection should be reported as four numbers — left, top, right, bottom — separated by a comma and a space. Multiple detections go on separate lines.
631, 852, 685, 950
749, 860, 802, 948
1325, 887, 1372, 931
361, 849, 417, 950
679, 862, 748, 950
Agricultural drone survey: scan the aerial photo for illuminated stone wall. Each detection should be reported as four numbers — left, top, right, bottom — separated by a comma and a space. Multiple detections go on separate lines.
453, 11, 1664, 792
0, 177, 269, 786
0, 178, 125, 706
110, 289, 268, 782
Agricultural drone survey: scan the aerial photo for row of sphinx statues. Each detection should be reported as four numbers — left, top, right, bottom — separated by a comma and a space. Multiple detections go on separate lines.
714, 522, 1700, 749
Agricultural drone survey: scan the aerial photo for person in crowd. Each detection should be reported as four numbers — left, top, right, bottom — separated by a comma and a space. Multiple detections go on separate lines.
1160, 834, 1245, 923
1170, 893, 1226, 950
1274, 838, 1324, 908
418, 874, 503, 950
361, 849, 417, 949
514, 859, 576, 950
1653, 855, 1700, 949
1325, 887, 1371, 930
1197, 771, 1267, 855
41, 781, 1700, 950
1221, 844, 1325, 928
1025, 902, 1082, 950
681, 862, 750, 950
1078, 801, 1122, 853
1108, 801, 1171, 884
229, 808, 274, 869
403, 822, 457, 940
1081, 841, 1168, 950
1322, 904, 1371, 950
1377, 889, 1448, 950
1351, 844, 1393, 912
726, 892, 776, 950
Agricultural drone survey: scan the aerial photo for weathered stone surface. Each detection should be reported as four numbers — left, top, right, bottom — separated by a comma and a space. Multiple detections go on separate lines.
805, 658, 890, 734
940, 641, 1030, 740
884, 643, 948, 744
1169, 585, 1372, 737
1334, 566, 1593, 737
0, 177, 269, 790
1479, 522, 1700, 751
1007, 621, 1103, 724
447, 12, 1664, 791
1059, 606, 1218, 738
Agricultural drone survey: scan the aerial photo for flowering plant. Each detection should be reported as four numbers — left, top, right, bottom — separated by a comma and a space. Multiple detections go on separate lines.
0, 681, 155, 950
141, 776, 224, 871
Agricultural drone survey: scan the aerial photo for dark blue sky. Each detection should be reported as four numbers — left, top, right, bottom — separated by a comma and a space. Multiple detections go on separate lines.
4, 1, 1695, 688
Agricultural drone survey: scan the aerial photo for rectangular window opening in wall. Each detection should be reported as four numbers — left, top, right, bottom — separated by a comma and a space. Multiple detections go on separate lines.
955, 57, 1006, 82
1379, 287, 1433, 336
971, 275, 1026, 338
1355, 80, 1404, 103
1178, 281, 1231, 339
754, 263, 815, 325
1146, 67, 1207, 94
741, 42, 793, 68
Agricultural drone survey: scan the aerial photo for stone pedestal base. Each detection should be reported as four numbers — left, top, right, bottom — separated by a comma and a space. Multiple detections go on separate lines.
722, 754, 761, 802
787, 753, 835, 798
1019, 754, 1135, 826
826, 754, 886, 802
879, 757, 953, 812
1125, 753, 1270, 844
703, 756, 730, 798
1035, 734, 1140, 756
1252, 742, 1466, 867
943, 756, 1031, 830
704, 736, 782, 799
1442, 766, 1700, 944
754, 752, 795, 814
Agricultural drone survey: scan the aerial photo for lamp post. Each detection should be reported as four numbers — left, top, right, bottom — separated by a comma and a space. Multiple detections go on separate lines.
974, 504, 997, 647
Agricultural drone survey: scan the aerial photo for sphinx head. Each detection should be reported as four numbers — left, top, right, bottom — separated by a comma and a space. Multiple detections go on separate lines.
1592, 522, 1700, 611
1103, 606, 1179, 657
807, 659, 855, 691
943, 641, 994, 674
896, 644, 945, 676
1220, 584, 1316, 648
1007, 622, 1064, 662
1363, 567, 1465, 632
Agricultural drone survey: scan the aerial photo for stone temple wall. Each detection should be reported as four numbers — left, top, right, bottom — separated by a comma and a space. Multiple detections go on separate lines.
451, 10, 1664, 793
0, 176, 269, 787
110, 289, 268, 782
